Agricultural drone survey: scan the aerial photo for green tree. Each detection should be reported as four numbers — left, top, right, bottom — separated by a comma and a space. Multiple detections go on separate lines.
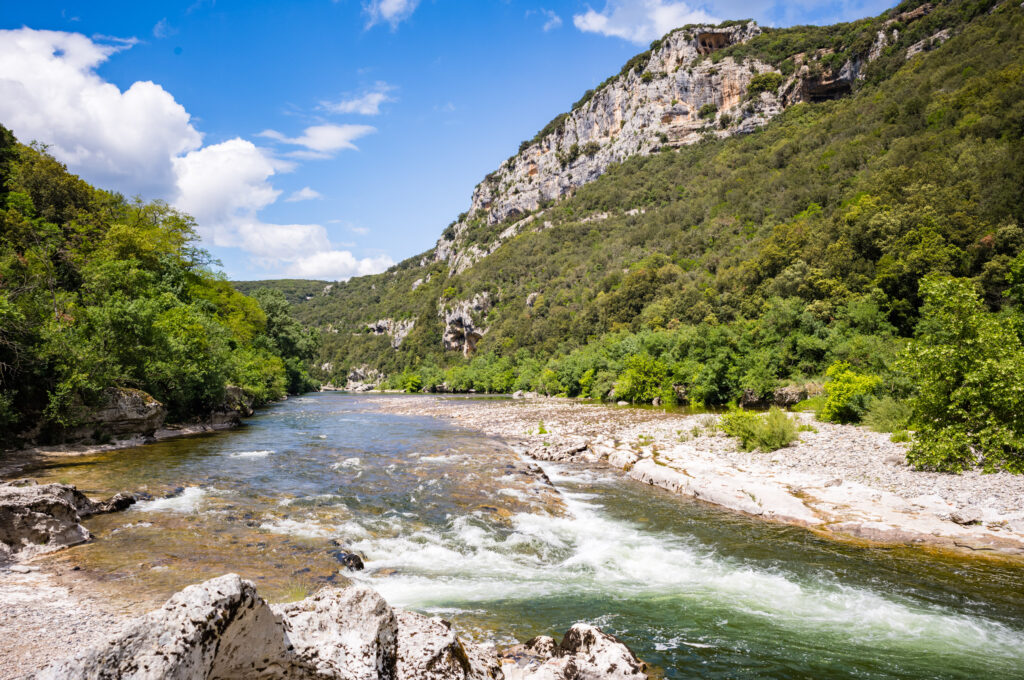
901, 275, 1024, 472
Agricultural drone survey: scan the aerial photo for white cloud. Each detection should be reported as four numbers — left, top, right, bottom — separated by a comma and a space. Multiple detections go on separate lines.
322, 81, 394, 115
350, 226, 370, 235
287, 250, 394, 279
0, 28, 201, 198
574, 1, 718, 44
364, 0, 421, 28
153, 18, 176, 39
286, 186, 323, 202
541, 9, 563, 31
258, 124, 376, 155
0, 28, 390, 281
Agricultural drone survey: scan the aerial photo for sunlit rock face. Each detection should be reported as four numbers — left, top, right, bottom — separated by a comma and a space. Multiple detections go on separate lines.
431, 22, 779, 262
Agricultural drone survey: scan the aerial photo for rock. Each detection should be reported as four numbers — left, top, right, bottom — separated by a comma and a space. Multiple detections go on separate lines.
347, 365, 385, 392
950, 506, 983, 525
274, 584, 398, 680
329, 549, 366, 571
37, 574, 292, 680
617, 401, 629, 406
512, 390, 524, 399
772, 385, 808, 408
39, 575, 502, 680
367, 318, 417, 349
441, 293, 490, 355
70, 386, 165, 440
0, 481, 136, 562
526, 441, 588, 462
500, 625, 647, 680
823, 478, 843, 487
395, 610, 501, 680
8, 564, 31, 573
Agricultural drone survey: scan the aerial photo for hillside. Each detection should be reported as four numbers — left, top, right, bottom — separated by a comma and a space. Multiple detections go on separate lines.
277, 0, 1021, 402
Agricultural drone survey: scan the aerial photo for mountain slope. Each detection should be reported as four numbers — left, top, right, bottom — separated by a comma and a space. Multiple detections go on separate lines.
277, 0, 1023, 398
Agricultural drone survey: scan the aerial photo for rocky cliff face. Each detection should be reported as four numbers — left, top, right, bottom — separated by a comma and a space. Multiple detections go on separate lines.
428, 22, 780, 269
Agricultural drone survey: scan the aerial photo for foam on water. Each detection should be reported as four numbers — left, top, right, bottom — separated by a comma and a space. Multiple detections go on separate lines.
354, 471, 1024, 664
230, 450, 274, 458
133, 487, 209, 513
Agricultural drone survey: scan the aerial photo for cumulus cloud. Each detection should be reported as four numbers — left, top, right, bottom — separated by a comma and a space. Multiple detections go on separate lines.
574, 0, 718, 44
322, 81, 395, 115
0, 28, 391, 281
287, 250, 394, 279
364, 0, 421, 28
285, 186, 323, 202
0, 28, 201, 198
258, 124, 376, 157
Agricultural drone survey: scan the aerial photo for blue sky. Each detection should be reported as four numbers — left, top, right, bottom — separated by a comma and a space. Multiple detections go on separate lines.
0, 0, 895, 281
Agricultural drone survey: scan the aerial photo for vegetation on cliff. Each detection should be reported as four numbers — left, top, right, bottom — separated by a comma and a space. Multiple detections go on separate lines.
0, 130, 318, 446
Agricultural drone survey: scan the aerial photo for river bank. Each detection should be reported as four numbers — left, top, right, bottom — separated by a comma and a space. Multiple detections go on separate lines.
367, 395, 1024, 558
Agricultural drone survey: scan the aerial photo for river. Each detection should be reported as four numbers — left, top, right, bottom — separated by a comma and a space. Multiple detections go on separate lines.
23, 393, 1024, 679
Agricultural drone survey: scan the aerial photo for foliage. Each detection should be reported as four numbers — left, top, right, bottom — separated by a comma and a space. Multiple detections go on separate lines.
819, 361, 882, 423
900, 275, 1024, 472
0, 131, 317, 445
862, 396, 912, 433
746, 72, 785, 98
613, 354, 668, 403
720, 406, 800, 451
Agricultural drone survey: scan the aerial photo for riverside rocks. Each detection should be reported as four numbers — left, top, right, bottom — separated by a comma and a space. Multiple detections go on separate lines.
0, 481, 136, 563
35, 574, 612, 680
498, 625, 647, 680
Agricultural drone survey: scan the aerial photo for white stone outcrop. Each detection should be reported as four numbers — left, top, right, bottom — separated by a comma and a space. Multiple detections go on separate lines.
367, 318, 416, 349
499, 625, 647, 680
0, 481, 136, 563
440, 293, 491, 355
37, 575, 507, 680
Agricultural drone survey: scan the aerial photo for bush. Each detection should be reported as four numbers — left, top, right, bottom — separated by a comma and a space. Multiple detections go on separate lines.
862, 396, 911, 433
901, 276, 1024, 473
698, 103, 718, 119
819, 361, 881, 424
720, 406, 799, 452
613, 354, 667, 403
747, 72, 785, 97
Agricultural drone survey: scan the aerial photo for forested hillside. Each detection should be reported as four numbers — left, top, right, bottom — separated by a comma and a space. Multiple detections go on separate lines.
0, 130, 318, 447
261, 0, 1024, 471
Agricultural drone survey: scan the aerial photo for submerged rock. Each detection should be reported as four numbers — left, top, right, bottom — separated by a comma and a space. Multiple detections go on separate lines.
37, 575, 507, 680
329, 548, 366, 571
0, 481, 136, 562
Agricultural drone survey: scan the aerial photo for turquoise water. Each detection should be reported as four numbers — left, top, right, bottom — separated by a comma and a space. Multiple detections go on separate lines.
22, 393, 1024, 679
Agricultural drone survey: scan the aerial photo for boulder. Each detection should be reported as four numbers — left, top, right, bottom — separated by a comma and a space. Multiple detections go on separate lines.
772, 385, 808, 408
38, 576, 505, 680
950, 506, 983, 525
274, 585, 398, 680
395, 610, 501, 680
70, 387, 166, 440
0, 481, 136, 562
328, 549, 366, 571
499, 625, 647, 680
37, 574, 293, 680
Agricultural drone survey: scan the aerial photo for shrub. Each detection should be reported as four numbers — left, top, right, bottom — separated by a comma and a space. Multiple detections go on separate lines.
819, 361, 881, 424
890, 430, 911, 443
402, 370, 423, 393
900, 276, 1024, 473
747, 72, 785, 98
698, 103, 718, 119
720, 406, 799, 452
613, 354, 668, 403
862, 396, 911, 433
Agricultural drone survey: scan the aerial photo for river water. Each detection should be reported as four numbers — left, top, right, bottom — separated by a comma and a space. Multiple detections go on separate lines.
24, 393, 1024, 679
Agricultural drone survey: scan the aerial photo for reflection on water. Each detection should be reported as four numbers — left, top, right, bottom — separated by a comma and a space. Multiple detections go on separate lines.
21, 393, 1024, 679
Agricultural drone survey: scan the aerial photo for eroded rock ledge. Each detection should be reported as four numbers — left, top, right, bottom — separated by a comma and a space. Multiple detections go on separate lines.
35, 574, 647, 680
0, 481, 135, 564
